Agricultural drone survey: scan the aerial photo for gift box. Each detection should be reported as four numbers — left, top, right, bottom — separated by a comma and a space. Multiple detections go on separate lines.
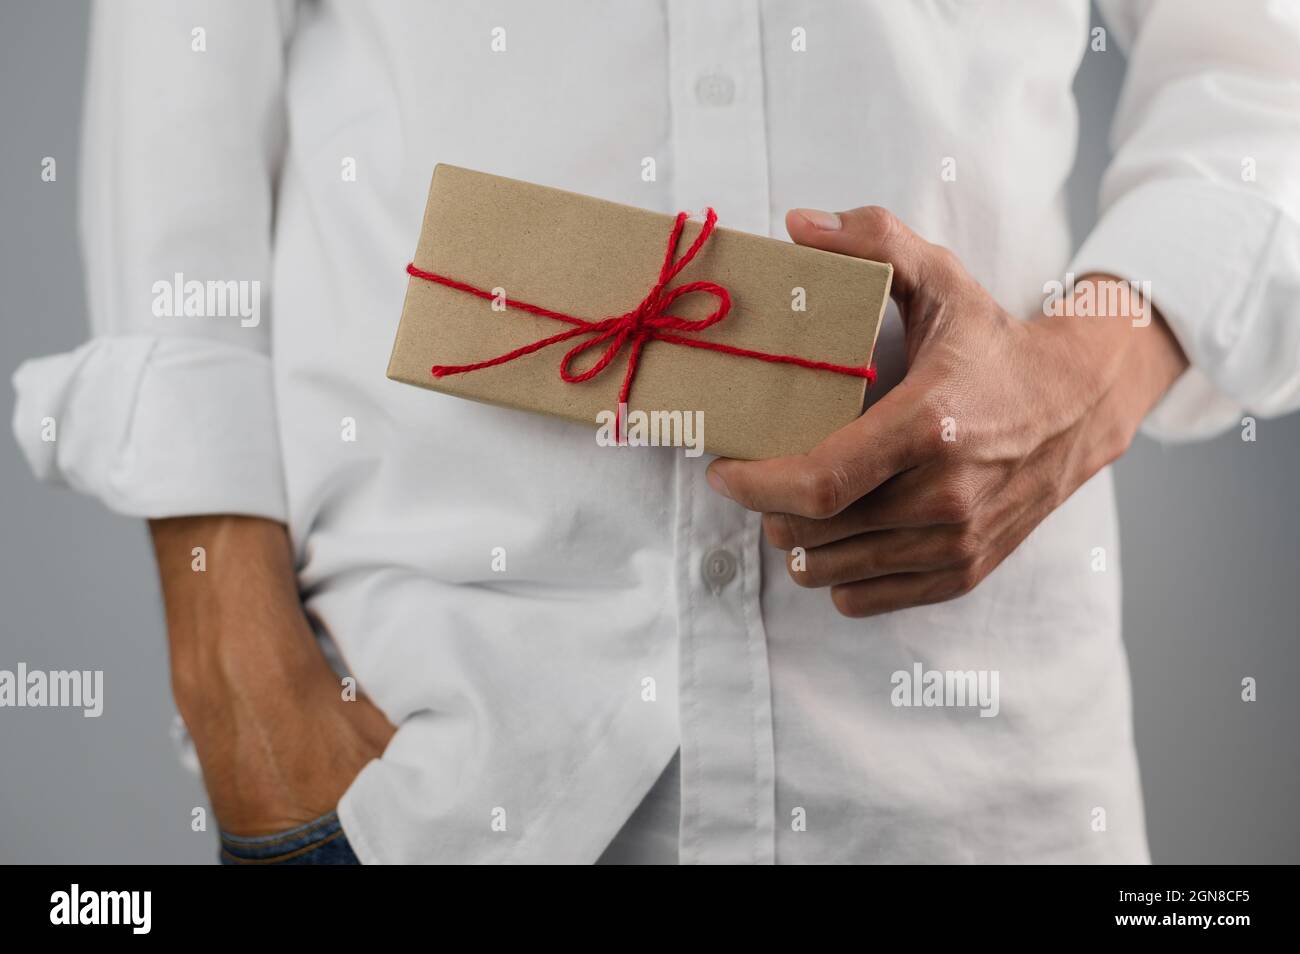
387, 164, 892, 459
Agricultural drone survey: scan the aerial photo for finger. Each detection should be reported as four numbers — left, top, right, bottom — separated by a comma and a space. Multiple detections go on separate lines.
829, 567, 979, 619
785, 525, 977, 589
785, 205, 947, 301
707, 383, 921, 519
761, 467, 930, 549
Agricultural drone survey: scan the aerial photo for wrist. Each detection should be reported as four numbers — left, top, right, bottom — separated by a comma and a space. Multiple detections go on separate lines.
1057, 274, 1187, 421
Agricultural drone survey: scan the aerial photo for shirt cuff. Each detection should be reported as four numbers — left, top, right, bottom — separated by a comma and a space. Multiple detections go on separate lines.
1069, 179, 1290, 442
11, 336, 287, 521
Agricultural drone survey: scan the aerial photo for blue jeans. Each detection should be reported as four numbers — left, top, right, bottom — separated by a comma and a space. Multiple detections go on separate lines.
219, 811, 360, 865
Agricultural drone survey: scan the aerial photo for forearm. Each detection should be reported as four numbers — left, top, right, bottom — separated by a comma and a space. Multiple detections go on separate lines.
149, 515, 394, 834
147, 515, 322, 719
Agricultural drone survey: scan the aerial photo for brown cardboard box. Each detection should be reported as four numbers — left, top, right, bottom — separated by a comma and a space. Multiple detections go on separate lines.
388, 164, 892, 459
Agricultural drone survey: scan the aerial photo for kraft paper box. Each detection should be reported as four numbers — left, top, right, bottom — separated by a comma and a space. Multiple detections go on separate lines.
388, 164, 892, 459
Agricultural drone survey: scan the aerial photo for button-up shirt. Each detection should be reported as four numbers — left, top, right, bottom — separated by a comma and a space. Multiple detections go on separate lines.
13, 0, 1300, 863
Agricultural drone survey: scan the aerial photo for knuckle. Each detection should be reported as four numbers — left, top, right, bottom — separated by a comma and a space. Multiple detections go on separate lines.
932, 482, 976, 524
798, 465, 850, 519
944, 563, 984, 599
950, 526, 984, 565
956, 564, 983, 595
856, 205, 900, 239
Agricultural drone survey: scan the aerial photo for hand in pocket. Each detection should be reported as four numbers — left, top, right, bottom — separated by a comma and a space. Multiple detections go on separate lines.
151, 515, 397, 837
179, 640, 396, 836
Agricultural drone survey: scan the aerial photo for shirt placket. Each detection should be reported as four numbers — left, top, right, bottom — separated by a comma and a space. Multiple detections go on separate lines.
667, 0, 776, 865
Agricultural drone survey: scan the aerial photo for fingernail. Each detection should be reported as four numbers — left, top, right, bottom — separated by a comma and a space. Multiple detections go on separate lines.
706, 466, 732, 499
795, 208, 842, 231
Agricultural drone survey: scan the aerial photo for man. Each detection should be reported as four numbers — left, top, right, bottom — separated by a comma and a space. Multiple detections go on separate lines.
13, 0, 1300, 864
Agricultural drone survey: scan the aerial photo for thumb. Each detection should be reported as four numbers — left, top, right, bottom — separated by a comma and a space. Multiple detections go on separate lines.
785, 206, 941, 301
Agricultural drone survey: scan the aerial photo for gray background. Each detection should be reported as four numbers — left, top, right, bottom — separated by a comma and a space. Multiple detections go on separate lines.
1, 1, 1296, 864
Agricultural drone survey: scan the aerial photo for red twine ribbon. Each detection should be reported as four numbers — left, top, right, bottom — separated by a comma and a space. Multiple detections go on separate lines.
405, 208, 875, 442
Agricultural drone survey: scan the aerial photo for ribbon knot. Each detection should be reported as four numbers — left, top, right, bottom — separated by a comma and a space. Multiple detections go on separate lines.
406, 206, 874, 443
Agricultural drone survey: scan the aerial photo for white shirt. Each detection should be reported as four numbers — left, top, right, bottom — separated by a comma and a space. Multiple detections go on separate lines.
12, 0, 1300, 864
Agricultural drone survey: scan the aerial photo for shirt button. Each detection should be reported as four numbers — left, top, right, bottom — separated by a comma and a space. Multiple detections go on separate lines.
694, 73, 735, 107
701, 547, 738, 593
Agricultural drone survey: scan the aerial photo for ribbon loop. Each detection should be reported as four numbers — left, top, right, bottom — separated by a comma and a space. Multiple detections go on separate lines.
559, 322, 627, 384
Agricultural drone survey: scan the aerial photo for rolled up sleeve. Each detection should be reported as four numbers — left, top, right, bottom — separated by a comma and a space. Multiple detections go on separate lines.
1074, 0, 1300, 441
13, 337, 285, 519
10, 0, 295, 519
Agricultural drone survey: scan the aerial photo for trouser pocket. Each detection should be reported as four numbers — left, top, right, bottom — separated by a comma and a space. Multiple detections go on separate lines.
219, 811, 360, 865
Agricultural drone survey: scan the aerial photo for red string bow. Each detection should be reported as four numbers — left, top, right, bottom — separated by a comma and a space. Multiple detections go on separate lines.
405, 208, 874, 443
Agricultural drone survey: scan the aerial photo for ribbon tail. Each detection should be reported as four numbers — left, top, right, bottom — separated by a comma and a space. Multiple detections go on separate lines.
653, 332, 876, 382
614, 334, 649, 445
